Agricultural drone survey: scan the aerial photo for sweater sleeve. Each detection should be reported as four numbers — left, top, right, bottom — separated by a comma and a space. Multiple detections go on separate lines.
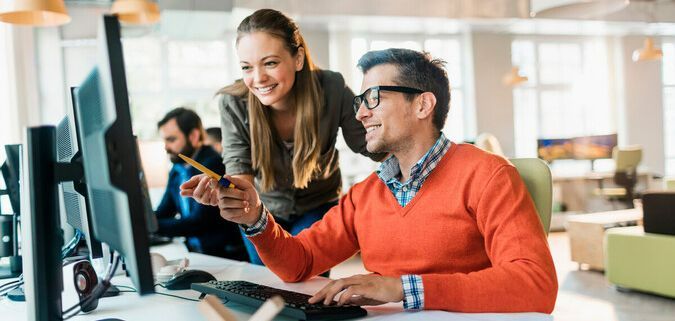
219, 94, 254, 176
247, 188, 361, 282
421, 165, 558, 313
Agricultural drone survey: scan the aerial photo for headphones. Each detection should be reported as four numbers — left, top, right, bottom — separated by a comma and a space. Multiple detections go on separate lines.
151, 252, 189, 282
73, 260, 99, 312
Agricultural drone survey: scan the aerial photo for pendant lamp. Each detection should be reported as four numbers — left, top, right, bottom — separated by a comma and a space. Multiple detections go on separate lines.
0, 0, 71, 26
110, 0, 160, 25
503, 67, 528, 86
632, 37, 663, 62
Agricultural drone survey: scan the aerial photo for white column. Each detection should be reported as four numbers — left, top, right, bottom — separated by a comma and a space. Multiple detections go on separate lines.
470, 32, 515, 157
619, 35, 665, 176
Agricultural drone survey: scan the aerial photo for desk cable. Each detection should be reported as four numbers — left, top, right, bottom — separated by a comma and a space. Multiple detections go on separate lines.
0, 234, 84, 298
62, 252, 120, 320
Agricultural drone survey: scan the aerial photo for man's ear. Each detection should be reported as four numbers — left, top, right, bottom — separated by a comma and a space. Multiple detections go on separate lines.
188, 128, 202, 146
416, 92, 437, 121
295, 47, 306, 71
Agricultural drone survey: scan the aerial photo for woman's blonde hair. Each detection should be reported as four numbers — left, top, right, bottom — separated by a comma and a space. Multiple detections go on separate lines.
218, 9, 322, 192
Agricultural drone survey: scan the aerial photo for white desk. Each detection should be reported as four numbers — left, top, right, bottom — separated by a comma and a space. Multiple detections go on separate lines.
1, 242, 552, 321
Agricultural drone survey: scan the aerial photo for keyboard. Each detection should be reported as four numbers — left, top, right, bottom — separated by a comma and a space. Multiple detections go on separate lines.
148, 234, 172, 246
192, 280, 367, 321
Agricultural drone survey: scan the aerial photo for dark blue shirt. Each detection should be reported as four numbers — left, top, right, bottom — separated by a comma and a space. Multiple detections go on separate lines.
155, 146, 245, 260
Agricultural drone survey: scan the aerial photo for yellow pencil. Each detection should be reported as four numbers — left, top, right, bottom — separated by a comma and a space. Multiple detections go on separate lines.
178, 153, 235, 188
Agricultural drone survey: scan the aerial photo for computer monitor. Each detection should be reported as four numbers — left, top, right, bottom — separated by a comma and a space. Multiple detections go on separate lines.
1, 144, 22, 215
537, 138, 574, 162
23, 14, 154, 321
572, 134, 618, 160
73, 14, 154, 294
55, 101, 104, 259
0, 144, 22, 280
537, 134, 618, 162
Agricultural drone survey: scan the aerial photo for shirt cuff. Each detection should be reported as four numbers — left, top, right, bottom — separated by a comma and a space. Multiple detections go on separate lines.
401, 274, 424, 310
241, 204, 268, 237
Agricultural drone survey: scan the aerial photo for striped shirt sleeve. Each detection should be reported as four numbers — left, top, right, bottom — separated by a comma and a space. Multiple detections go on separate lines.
401, 274, 425, 310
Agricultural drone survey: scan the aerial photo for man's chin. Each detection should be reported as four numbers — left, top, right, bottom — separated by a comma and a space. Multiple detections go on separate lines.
168, 155, 182, 164
366, 141, 385, 154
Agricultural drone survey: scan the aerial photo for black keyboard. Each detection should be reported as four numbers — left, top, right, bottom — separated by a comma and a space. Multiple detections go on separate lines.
192, 280, 367, 320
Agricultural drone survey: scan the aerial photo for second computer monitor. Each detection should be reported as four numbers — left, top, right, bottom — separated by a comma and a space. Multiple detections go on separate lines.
55, 111, 104, 259
1, 145, 22, 216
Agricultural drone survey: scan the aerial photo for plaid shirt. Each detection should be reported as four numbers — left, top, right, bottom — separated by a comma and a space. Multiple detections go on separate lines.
376, 132, 451, 310
246, 133, 452, 311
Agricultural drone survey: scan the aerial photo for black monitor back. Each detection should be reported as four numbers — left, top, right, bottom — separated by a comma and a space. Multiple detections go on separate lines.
55, 111, 104, 259
1, 144, 22, 215
73, 14, 153, 294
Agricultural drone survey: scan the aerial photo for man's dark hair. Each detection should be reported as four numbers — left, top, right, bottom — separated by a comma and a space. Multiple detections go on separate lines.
205, 127, 222, 142
157, 107, 204, 141
357, 48, 450, 132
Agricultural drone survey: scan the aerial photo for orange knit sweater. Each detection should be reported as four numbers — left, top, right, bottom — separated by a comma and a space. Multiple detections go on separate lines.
249, 144, 558, 313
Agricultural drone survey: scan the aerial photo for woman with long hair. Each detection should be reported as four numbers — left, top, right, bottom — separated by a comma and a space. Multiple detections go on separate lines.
182, 8, 382, 265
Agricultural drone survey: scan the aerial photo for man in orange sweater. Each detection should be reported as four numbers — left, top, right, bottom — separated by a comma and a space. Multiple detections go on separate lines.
182, 48, 558, 313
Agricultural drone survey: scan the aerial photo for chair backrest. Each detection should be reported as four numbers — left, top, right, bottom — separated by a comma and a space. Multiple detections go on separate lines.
614, 146, 642, 172
475, 133, 505, 156
510, 158, 552, 235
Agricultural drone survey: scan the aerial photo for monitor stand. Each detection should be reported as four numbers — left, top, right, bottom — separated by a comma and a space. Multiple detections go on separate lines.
7, 286, 24, 301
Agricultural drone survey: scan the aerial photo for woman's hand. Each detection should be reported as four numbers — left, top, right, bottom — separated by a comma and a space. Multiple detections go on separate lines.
214, 175, 263, 226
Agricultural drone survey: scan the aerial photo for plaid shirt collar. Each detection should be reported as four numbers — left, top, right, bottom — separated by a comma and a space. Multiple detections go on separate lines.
377, 132, 451, 187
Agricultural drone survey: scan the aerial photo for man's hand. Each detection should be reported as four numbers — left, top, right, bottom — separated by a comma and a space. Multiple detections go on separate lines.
180, 174, 218, 206
308, 274, 404, 307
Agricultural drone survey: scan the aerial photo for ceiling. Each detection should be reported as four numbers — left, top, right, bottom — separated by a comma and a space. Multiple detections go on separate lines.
62, 0, 675, 37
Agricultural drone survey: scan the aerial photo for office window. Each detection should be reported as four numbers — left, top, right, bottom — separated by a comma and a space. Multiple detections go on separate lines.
349, 36, 466, 142
512, 39, 613, 158
122, 37, 238, 139
663, 40, 675, 176
0, 25, 11, 156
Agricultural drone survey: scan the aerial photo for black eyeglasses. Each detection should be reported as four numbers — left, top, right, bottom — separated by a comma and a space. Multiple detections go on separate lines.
352, 86, 424, 114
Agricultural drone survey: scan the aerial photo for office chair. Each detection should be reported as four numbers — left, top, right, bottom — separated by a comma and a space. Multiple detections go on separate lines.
595, 146, 642, 208
475, 132, 505, 157
510, 158, 553, 235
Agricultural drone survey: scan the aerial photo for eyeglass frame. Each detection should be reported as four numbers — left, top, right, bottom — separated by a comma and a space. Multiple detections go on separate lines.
352, 85, 424, 114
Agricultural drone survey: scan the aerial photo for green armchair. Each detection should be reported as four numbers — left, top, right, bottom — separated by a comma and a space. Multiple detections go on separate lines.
510, 158, 553, 235
605, 226, 675, 298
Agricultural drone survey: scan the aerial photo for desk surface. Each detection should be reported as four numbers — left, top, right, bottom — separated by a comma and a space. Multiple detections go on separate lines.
1, 242, 552, 321
566, 208, 642, 225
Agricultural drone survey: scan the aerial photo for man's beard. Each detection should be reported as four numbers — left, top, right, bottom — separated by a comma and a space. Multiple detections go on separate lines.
168, 141, 196, 164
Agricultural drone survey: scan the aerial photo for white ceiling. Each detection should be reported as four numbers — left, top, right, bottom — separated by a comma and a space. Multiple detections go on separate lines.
63, 0, 675, 37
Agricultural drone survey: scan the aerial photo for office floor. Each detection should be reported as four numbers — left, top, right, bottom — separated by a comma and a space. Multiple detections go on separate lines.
330, 232, 675, 321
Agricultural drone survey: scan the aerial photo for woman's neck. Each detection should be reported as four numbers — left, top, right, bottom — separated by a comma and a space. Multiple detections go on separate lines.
271, 109, 296, 142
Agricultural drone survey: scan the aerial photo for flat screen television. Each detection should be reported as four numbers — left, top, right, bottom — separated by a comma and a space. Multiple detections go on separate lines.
537, 134, 617, 162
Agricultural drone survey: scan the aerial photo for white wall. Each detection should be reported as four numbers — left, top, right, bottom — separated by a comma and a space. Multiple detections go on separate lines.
299, 27, 330, 70
470, 32, 515, 156
619, 36, 665, 175
10, 27, 40, 138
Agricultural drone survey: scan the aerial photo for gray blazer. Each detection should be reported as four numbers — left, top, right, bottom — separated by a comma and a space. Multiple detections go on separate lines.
219, 70, 382, 221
